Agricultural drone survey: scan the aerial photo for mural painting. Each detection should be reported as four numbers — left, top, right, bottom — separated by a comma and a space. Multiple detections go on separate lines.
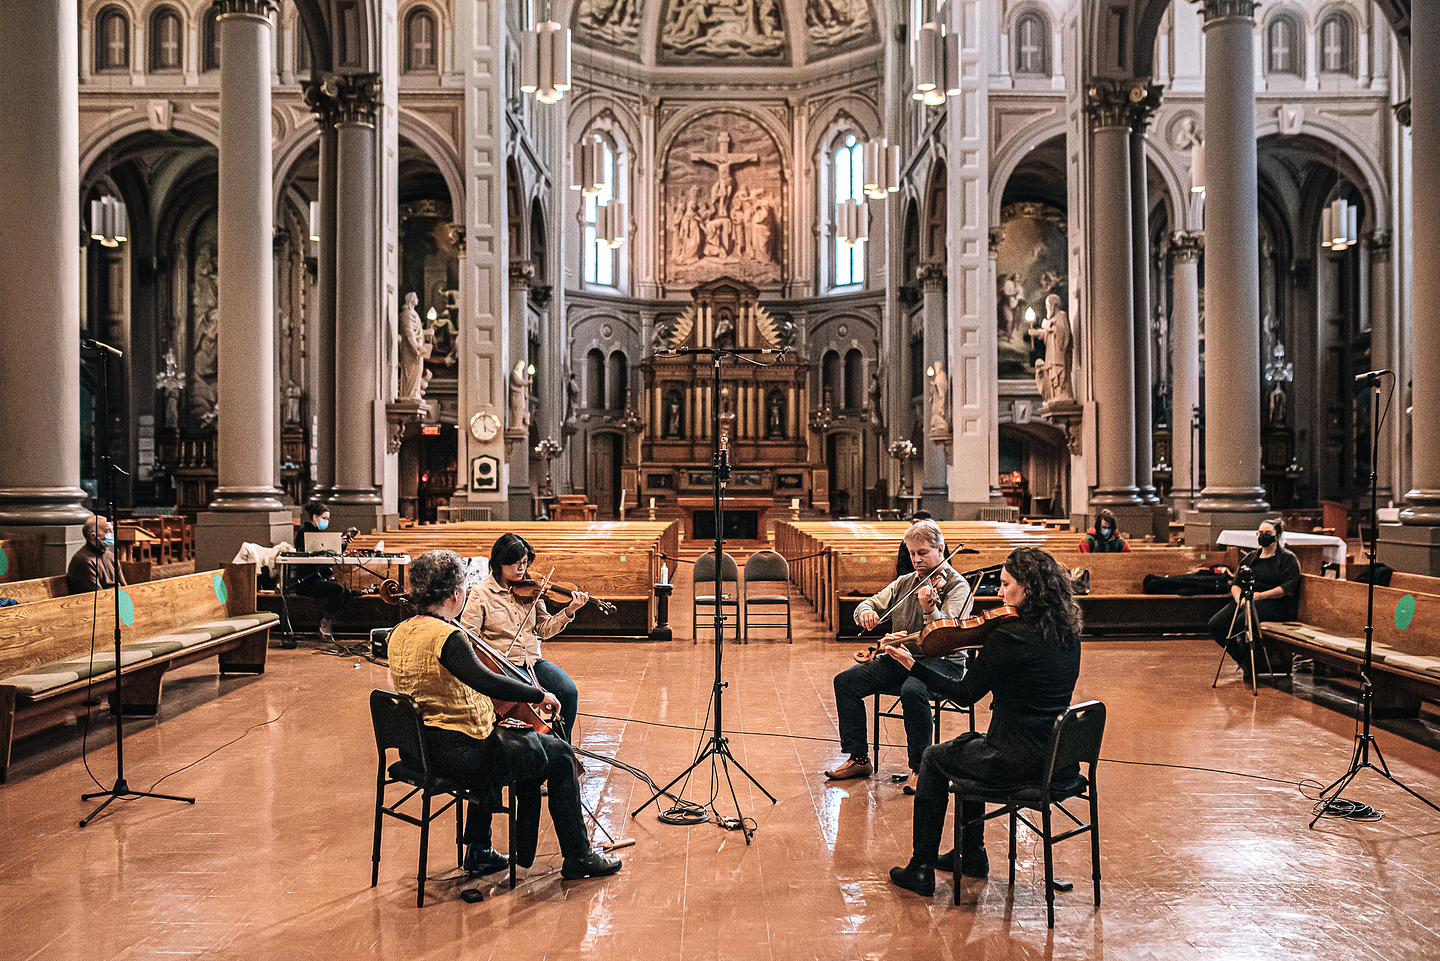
994, 202, 1067, 381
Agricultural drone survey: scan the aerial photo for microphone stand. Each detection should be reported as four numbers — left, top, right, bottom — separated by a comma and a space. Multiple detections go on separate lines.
634, 346, 788, 841
80, 341, 194, 826
1309, 371, 1438, 826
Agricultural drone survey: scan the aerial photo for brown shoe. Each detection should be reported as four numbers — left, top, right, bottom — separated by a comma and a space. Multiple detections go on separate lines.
902, 772, 918, 795
824, 757, 873, 781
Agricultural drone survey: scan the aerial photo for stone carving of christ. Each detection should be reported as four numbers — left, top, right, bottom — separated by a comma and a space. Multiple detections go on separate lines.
691, 131, 758, 219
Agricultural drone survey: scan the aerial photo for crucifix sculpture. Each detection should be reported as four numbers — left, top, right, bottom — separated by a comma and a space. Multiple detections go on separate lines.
690, 131, 758, 218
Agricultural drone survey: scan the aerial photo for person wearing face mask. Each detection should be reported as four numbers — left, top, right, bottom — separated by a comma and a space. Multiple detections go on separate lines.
1208, 518, 1301, 682
292, 501, 350, 643
67, 515, 127, 594
826, 520, 973, 794
1078, 508, 1130, 553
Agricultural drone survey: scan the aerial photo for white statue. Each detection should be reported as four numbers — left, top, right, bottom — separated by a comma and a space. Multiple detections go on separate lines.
508, 360, 531, 431
397, 292, 433, 402
1034, 293, 1073, 404
929, 361, 949, 435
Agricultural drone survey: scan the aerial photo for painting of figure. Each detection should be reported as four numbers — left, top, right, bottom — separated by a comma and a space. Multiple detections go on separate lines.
994, 203, 1067, 380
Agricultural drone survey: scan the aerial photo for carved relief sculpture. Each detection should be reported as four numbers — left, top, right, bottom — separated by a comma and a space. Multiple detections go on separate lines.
661, 0, 787, 60
397, 292, 434, 402
574, 0, 641, 52
805, 0, 876, 56
664, 117, 784, 286
189, 241, 219, 426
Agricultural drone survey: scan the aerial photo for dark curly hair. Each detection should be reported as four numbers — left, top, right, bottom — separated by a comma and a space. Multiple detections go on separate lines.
408, 550, 466, 611
1004, 546, 1083, 648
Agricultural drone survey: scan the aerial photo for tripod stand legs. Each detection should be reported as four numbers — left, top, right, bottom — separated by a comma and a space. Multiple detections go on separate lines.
81, 777, 195, 827
1309, 731, 1440, 827
1213, 596, 1268, 695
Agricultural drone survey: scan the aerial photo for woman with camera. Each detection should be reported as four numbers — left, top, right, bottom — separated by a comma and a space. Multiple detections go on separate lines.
1208, 518, 1301, 683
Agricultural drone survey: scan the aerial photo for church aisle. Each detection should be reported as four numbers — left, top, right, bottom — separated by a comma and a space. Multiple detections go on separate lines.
0, 594, 1437, 960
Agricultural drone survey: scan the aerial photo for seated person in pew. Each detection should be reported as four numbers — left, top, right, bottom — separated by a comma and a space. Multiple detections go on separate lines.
887, 547, 1083, 895
1208, 517, 1301, 683
67, 515, 127, 594
387, 550, 621, 882
1078, 508, 1130, 553
826, 519, 973, 794
292, 501, 350, 642
460, 533, 588, 743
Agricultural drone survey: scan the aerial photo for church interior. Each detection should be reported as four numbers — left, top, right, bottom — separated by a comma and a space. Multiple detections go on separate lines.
2, 1, 1439, 957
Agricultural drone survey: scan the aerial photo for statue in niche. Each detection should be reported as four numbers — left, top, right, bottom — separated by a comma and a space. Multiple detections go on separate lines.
767, 394, 785, 438
929, 361, 949, 435
662, 0, 785, 58
1034, 294, 1073, 405
714, 309, 736, 349
188, 243, 219, 426
566, 372, 581, 424
1268, 381, 1287, 428
397, 292, 433, 402
664, 393, 684, 438
508, 360, 531, 431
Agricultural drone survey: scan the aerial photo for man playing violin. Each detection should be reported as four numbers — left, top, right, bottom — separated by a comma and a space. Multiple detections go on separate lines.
825, 519, 973, 794
460, 533, 588, 743
386, 550, 622, 886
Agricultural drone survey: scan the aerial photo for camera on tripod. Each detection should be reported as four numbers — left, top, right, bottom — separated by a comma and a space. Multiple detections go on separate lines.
1234, 564, 1257, 596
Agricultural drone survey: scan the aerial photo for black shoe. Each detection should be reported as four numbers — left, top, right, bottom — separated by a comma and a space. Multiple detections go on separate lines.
934, 849, 955, 873
561, 850, 622, 880
960, 849, 990, 879
279, 636, 297, 650
889, 862, 935, 896
463, 846, 509, 876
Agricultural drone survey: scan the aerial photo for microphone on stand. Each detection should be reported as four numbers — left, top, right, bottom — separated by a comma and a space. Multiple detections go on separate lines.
1354, 369, 1392, 384
82, 338, 124, 358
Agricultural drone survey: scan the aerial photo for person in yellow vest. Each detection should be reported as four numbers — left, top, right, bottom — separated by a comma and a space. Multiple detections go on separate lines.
386, 549, 621, 883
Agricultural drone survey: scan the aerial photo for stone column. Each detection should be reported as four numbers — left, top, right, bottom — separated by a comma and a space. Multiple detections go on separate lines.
302, 80, 339, 501
918, 263, 949, 517
196, 0, 289, 572
0, 0, 90, 571
1084, 81, 1143, 530
1366, 230, 1394, 505
327, 74, 385, 534
507, 261, 533, 520
1130, 85, 1165, 538
1169, 232, 1203, 514
1187, 0, 1269, 547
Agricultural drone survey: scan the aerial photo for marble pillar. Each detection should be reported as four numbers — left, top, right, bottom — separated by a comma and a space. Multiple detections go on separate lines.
197, 0, 290, 572
1129, 87, 1164, 529
1367, 231, 1394, 505
918, 263, 949, 517
507, 262, 533, 520
0, 0, 89, 571
328, 75, 385, 533
1188, 0, 1269, 546
302, 81, 339, 501
1084, 82, 1142, 529
1169, 233, 1204, 515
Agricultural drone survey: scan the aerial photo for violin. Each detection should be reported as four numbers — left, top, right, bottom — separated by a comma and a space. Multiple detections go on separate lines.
854, 569, 951, 663
855, 606, 1020, 663
507, 577, 617, 615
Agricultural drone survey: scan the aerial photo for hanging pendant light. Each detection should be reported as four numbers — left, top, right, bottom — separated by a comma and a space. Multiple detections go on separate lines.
571, 136, 604, 196
839, 199, 868, 247
606, 200, 626, 247
309, 200, 320, 242
521, 19, 570, 104
864, 141, 902, 198
1320, 204, 1334, 249
1190, 141, 1205, 194
89, 195, 127, 248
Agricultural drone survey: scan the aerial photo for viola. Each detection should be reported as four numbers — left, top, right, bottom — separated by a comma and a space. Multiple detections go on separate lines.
853, 570, 951, 663
855, 606, 1020, 663
507, 577, 617, 615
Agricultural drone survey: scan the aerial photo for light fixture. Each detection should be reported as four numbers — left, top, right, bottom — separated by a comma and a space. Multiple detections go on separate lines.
89, 195, 128, 247
598, 200, 626, 247
1322, 197, 1358, 250
864, 140, 901, 198
521, 19, 570, 104
1190, 141, 1205, 194
571, 136, 604, 195
309, 200, 320, 242
911, 7, 960, 106
838, 199, 868, 247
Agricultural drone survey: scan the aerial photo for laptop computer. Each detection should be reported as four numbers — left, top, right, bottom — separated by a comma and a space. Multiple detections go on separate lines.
306, 531, 345, 554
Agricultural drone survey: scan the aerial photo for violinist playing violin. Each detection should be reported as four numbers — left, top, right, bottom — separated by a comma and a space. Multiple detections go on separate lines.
460, 533, 588, 743
386, 550, 622, 884
825, 520, 973, 794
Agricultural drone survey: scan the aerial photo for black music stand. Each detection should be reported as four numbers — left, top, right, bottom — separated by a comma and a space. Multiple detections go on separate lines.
1309, 371, 1438, 826
80, 339, 195, 826
634, 345, 785, 841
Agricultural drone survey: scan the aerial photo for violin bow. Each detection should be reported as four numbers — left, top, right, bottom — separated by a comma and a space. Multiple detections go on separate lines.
865, 542, 968, 630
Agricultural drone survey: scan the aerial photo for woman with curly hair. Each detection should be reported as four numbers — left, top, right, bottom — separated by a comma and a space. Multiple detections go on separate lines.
882, 546, 1084, 896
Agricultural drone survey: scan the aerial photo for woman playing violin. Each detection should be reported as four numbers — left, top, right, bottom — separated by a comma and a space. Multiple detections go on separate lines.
887, 546, 1082, 896
824, 520, 973, 794
386, 550, 622, 884
460, 533, 588, 743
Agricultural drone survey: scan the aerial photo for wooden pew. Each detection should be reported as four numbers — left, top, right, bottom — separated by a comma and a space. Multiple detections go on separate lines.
0, 564, 275, 783
0, 562, 153, 606
1260, 574, 1440, 717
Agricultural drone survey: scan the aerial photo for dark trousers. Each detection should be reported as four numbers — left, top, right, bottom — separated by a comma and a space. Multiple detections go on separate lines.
912, 737, 990, 865
424, 726, 591, 864
833, 655, 965, 772
1209, 596, 1291, 667
531, 658, 579, 743
294, 573, 348, 618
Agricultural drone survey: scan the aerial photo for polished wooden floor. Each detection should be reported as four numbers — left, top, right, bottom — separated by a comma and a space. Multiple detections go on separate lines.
3, 567, 1440, 960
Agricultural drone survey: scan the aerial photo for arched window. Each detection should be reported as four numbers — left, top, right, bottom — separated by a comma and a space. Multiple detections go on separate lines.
832, 133, 865, 287
202, 8, 221, 72
844, 349, 864, 410
1266, 15, 1301, 76
821, 350, 841, 406
586, 349, 606, 409
149, 8, 183, 72
96, 7, 130, 72
607, 351, 628, 409
1319, 14, 1353, 75
405, 8, 438, 73
1013, 11, 1049, 76
581, 135, 618, 288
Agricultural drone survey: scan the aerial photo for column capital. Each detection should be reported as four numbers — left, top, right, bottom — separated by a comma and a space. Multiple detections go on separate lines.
1128, 82, 1165, 132
1365, 228, 1392, 258
1393, 99, 1412, 128
444, 223, 466, 256
1085, 79, 1153, 130
302, 80, 339, 129
917, 262, 947, 291
1191, 0, 1258, 24
314, 73, 382, 128
213, 0, 277, 22
1170, 230, 1204, 262
510, 259, 536, 289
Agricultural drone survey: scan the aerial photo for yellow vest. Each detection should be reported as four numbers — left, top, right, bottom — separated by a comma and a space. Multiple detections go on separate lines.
388, 615, 497, 740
